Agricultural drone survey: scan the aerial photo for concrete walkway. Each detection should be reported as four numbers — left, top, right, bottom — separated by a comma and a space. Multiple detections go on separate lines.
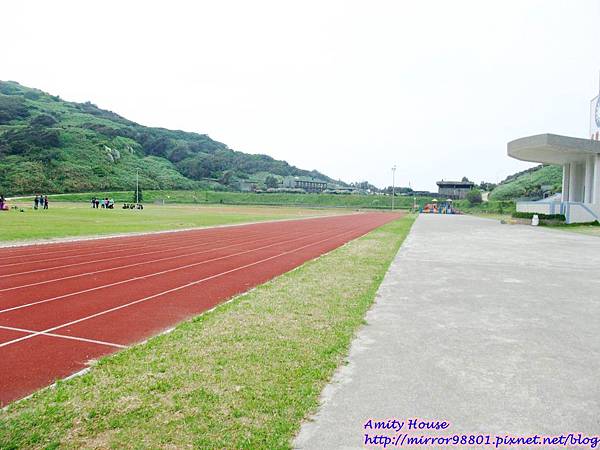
295, 214, 600, 449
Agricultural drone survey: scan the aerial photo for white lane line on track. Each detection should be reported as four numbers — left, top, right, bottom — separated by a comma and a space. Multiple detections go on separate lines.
0, 223, 279, 269
0, 213, 348, 254
0, 215, 348, 274
0, 227, 313, 292
0, 324, 126, 348
0, 238, 157, 264
0, 224, 346, 311
0, 222, 373, 350
0, 228, 273, 275
0, 243, 129, 264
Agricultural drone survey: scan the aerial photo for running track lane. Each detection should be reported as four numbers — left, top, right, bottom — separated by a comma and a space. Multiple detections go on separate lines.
0, 212, 401, 405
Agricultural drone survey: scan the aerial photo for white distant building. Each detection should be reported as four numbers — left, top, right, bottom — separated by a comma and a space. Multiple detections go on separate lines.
506, 91, 600, 224
508, 134, 600, 223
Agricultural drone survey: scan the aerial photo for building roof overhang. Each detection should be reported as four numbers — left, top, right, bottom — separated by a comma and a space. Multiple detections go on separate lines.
508, 134, 600, 165
436, 181, 474, 187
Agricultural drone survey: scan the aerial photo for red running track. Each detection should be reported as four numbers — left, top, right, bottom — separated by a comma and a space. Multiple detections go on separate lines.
0, 212, 401, 405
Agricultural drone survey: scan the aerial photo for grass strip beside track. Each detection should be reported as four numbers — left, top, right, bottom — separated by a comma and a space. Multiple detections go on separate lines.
0, 215, 415, 449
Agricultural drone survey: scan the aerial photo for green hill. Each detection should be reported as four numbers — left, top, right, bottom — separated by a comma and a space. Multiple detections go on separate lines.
0, 81, 338, 196
490, 164, 562, 200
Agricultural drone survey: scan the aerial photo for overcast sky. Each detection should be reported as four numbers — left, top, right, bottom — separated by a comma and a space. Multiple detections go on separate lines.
2, 0, 600, 190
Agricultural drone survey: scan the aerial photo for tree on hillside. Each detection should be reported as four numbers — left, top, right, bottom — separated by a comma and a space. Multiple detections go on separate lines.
478, 181, 497, 191
220, 170, 233, 186
383, 186, 412, 195
0, 95, 29, 124
265, 175, 279, 189
465, 189, 482, 205
351, 181, 380, 192
31, 114, 58, 127
133, 187, 143, 203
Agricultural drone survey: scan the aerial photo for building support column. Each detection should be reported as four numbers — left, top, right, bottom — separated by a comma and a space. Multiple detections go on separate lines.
569, 163, 580, 202
594, 155, 600, 206
585, 157, 594, 203
562, 164, 570, 202
577, 163, 586, 202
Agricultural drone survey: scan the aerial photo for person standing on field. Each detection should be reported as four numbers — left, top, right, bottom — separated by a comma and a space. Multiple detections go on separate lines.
44, 195, 49, 209
34, 195, 39, 210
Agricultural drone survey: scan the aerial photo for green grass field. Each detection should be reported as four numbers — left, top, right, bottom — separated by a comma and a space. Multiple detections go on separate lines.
540, 221, 600, 236
0, 215, 414, 449
12, 189, 430, 210
0, 202, 342, 242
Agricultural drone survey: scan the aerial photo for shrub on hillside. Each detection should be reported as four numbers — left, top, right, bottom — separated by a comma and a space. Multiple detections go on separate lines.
465, 189, 483, 205
31, 114, 58, 127
454, 199, 515, 214
0, 81, 24, 95
0, 127, 60, 155
0, 95, 29, 124
24, 90, 42, 100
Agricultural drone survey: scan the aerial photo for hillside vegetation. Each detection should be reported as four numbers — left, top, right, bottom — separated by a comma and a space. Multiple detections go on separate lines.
0, 81, 336, 196
490, 164, 562, 200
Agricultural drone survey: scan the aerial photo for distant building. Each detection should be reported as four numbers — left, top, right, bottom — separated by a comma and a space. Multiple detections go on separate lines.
283, 176, 327, 192
436, 180, 475, 199
238, 180, 258, 192
506, 86, 600, 223
508, 134, 600, 223
327, 186, 357, 194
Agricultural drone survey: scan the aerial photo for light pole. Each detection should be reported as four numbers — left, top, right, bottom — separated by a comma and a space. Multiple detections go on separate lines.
136, 169, 139, 204
391, 165, 396, 211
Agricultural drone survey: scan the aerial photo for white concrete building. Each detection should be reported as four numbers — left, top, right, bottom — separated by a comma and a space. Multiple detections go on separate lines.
508, 134, 600, 223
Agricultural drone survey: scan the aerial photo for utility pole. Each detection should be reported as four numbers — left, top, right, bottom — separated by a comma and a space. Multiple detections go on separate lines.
136, 169, 139, 204
391, 165, 396, 211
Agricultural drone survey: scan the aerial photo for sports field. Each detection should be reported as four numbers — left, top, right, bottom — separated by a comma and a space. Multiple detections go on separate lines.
0, 212, 400, 405
0, 202, 343, 242
0, 211, 414, 448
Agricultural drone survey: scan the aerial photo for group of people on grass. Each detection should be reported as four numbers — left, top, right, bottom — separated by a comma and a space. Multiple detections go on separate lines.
34, 194, 49, 210
122, 203, 144, 209
91, 197, 115, 209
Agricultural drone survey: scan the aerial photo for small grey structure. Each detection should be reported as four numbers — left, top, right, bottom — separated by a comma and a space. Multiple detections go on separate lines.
508, 133, 600, 223
283, 176, 327, 192
436, 180, 475, 199
238, 180, 259, 192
